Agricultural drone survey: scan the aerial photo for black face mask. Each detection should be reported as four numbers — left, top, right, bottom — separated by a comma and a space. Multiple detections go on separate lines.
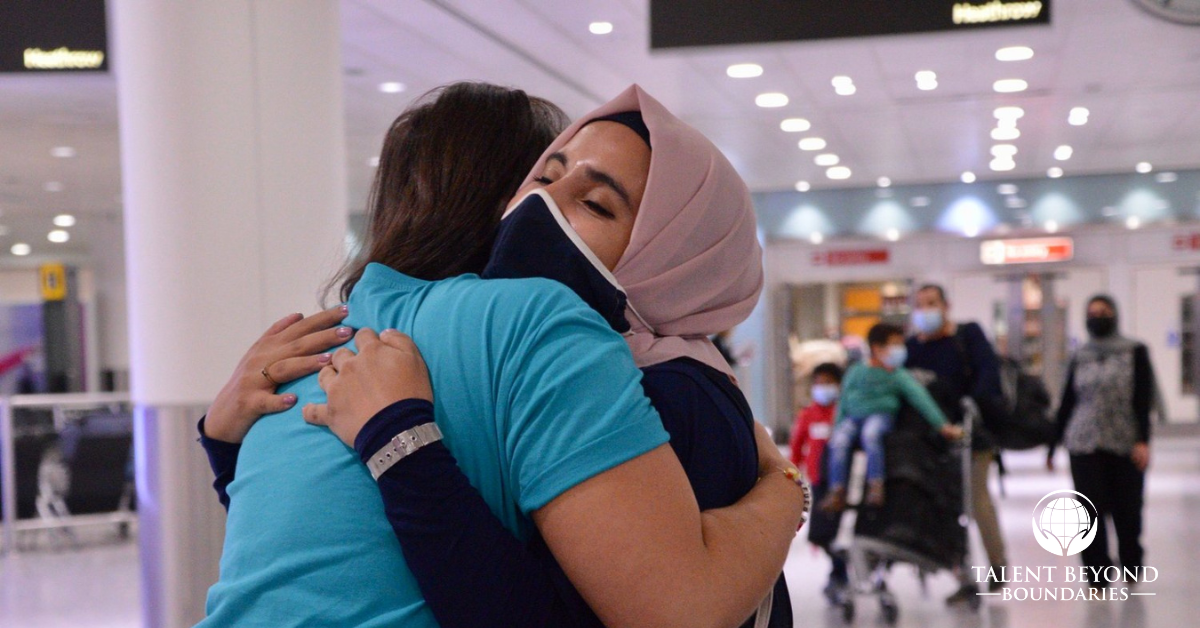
482, 191, 630, 333
1086, 315, 1117, 338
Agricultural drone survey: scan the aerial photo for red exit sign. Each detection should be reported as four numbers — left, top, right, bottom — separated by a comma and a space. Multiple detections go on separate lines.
811, 248, 890, 266
1173, 233, 1200, 251
980, 237, 1074, 265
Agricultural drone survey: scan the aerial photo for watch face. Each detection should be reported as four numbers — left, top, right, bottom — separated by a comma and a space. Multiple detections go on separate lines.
1131, 0, 1200, 24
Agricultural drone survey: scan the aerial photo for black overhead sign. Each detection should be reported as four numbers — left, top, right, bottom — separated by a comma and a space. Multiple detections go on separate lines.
0, 0, 108, 73
651, 0, 1051, 49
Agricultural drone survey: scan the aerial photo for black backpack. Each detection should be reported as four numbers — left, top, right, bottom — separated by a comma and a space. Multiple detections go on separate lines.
954, 327, 1056, 451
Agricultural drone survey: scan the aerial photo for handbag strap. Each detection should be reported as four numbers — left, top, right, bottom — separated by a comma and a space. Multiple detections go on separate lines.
754, 588, 774, 628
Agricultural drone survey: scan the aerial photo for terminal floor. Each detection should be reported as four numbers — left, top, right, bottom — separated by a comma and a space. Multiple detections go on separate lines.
1, 436, 1197, 627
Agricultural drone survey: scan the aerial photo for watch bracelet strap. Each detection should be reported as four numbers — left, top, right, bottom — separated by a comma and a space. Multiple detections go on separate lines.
366, 422, 444, 480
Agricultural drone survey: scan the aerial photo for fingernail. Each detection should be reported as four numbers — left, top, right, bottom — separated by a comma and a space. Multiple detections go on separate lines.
318, 353, 332, 364
337, 327, 352, 338
339, 304, 349, 315
283, 394, 297, 405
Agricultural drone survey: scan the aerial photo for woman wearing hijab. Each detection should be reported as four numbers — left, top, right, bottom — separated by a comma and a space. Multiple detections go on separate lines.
1051, 295, 1154, 583
306, 85, 796, 628
199, 83, 804, 628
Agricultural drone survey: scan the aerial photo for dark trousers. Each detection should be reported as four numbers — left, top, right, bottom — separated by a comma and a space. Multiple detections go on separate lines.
1069, 451, 1145, 575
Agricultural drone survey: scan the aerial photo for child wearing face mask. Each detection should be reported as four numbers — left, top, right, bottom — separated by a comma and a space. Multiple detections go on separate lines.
819, 323, 961, 512
789, 362, 849, 602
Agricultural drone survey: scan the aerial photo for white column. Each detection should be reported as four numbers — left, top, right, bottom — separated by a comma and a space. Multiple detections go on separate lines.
111, 2, 347, 626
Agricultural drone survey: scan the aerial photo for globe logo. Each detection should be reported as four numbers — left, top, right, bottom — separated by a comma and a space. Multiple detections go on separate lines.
1032, 490, 1100, 556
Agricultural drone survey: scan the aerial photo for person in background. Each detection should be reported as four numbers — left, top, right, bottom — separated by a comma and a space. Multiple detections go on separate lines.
1051, 295, 1153, 585
905, 283, 1009, 602
789, 361, 848, 603
819, 322, 961, 512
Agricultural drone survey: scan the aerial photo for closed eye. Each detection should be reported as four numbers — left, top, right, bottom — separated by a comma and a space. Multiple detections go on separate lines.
584, 200, 615, 219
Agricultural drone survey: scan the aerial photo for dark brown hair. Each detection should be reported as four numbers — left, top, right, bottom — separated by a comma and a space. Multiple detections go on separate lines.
331, 82, 568, 301
867, 322, 904, 349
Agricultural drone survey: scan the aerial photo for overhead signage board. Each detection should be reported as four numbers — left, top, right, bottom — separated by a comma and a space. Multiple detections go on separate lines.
980, 237, 1073, 265
812, 248, 891, 267
650, 0, 1051, 49
0, 1, 108, 73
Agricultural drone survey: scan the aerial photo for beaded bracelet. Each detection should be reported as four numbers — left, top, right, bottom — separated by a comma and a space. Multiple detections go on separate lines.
782, 466, 813, 527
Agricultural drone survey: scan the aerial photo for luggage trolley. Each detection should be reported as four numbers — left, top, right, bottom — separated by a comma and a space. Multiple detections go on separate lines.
831, 391, 979, 624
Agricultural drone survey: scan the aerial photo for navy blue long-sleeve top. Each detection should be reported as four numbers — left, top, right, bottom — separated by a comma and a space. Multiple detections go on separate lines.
200, 356, 790, 628
906, 321, 1002, 449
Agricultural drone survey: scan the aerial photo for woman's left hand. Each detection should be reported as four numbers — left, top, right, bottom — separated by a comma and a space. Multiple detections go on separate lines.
1131, 442, 1150, 472
303, 328, 433, 446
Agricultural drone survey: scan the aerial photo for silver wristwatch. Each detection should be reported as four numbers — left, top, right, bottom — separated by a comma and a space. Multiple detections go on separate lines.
366, 422, 444, 480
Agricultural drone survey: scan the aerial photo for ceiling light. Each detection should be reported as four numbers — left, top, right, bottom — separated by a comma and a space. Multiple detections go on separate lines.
1126, 216, 1141, 229
810, 232, 824, 244
44, 181, 63, 192
1068, 107, 1090, 125
990, 158, 1016, 172
50, 146, 76, 158
997, 184, 1019, 195
1054, 145, 1073, 161
378, 82, 405, 94
917, 80, 938, 91
815, 153, 840, 166
1047, 167, 1064, 178
1157, 172, 1179, 183
992, 127, 1021, 141
963, 225, 980, 238
991, 144, 1018, 157
755, 92, 789, 108
911, 196, 931, 207
795, 180, 811, 192
798, 137, 827, 151
726, 63, 763, 78
915, 71, 937, 82
53, 214, 76, 227
885, 228, 901, 242
994, 106, 1025, 120
588, 21, 614, 35
1045, 219, 1059, 233
834, 84, 857, 96
1136, 162, 1152, 174
997, 117, 1018, 129
780, 118, 811, 132
877, 177, 892, 188
961, 171, 977, 184
48, 230, 70, 243
996, 46, 1035, 62
826, 166, 852, 180
831, 75, 854, 87
993, 79, 1028, 93
11, 243, 30, 256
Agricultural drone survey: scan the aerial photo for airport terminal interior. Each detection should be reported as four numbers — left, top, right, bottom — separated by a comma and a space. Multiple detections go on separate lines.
2, 1, 1200, 627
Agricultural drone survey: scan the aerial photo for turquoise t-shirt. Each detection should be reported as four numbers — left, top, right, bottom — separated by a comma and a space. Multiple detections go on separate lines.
200, 263, 669, 627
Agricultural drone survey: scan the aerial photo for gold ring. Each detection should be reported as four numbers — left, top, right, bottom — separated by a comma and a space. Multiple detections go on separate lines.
261, 366, 280, 387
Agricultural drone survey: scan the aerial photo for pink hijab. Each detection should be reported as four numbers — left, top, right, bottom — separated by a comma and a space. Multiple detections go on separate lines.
521, 85, 763, 380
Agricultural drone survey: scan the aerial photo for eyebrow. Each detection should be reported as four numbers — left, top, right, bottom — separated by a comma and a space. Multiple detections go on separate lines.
547, 152, 632, 210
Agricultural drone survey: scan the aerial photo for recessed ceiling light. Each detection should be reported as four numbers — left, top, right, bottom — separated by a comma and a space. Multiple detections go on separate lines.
917, 80, 938, 91
815, 153, 840, 166
993, 106, 1025, 120
810, 232, 824, 244
378, 82, 405, 94
795, 180, 811, 192
961, 171, 977, 184
1068, 107, 1090, 125
989, 158, 1015, 171
780, 118, 811, 132
53, 214, 76, 227
911, 196, 931, 207
1054, 145, 1073, 161
991, 144, 1018, 157
1126, 216, 1141, 229
1047, 167, 1064, 178
1045, 219, 1059, 233
993, 79, 1028, 93
798, 137, 827, 151
997, 184, 1019, 195
48, 230, 70, 243
11, 243, 30, 256
996, 117, 1018, 129
831, 75, 854, 87
991, 127, 1021, 141
367, 156, 380, 167
44, 181, 63, 193
1157, 172, 1179, 183
755, 92, 789, 108
915, 71, 937, 82
963, 224, 980, 238
588, 21, 614, 35
877, 177, 892, 188
726, 63, 763, 78
50, 146, 76, 158
885, 228, 901, 242
826, 166, 852, 180
996, 46, 1035, 62
1136, 162, 1152, 174
834, 84, 857, 96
